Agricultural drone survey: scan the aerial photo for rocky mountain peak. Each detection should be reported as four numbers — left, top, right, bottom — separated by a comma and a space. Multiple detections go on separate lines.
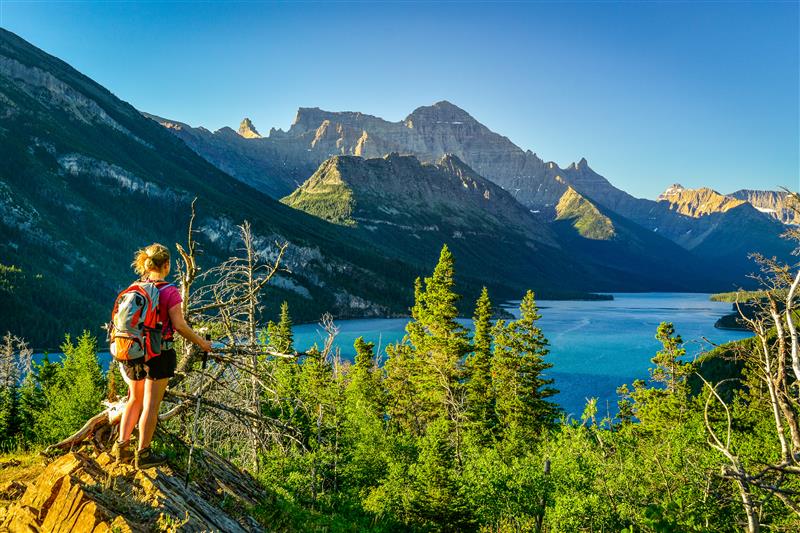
657, 184, 745, 218
238, 117, 261, 138
657, 184, 686, 201
568, 157, 591, 171
730, 189, 800, 225
555, 185, 617, 240
405, 100, 477, 127
290, 106, 327, 132
435, 153, 481, 179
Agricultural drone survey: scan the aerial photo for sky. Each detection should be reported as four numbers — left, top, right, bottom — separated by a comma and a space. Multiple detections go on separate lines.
1, 1, 798, 199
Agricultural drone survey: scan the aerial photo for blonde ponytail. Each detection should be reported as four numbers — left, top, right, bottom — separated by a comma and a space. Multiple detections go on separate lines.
132, 243, 170, 277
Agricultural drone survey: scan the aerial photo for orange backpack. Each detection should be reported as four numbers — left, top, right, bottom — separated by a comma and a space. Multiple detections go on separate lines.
107, 280, 169, 362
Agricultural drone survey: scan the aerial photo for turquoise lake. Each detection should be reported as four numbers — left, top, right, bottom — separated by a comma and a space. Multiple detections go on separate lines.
40, 293, 749, 419
292, 293, 751, 418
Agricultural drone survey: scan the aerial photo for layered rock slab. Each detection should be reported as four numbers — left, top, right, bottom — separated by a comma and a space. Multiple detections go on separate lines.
1, 451, 263, 532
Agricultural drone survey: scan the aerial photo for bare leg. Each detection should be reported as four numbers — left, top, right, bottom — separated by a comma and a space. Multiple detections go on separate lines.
138, 377, 169, 450
119, 379, 144, 443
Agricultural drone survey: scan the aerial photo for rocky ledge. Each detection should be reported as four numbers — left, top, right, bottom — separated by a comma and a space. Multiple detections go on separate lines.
1, 450, 265, 532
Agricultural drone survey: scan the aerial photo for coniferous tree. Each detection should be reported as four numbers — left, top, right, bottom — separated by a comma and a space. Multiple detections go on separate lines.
411, 245, 470, 426
0, 333, 33, 448
652, 322, 690, 394
0, 384, 16, 449
491, 290, 559, 446
406, 417, 474, 528
342, 337, 388, 491
16, 355, 58, 446
385, 278, 425, 434
465, 287, 496, 443
267, 301, 294, 353
34, 332, 105, 444
0, 336, 19, 447
266, 301, 298, 424
296, 345, 347, 501
384, 340, 422, 434
386, 245, 470, 434
349, 337, 383, 416
625, 322, 692, 426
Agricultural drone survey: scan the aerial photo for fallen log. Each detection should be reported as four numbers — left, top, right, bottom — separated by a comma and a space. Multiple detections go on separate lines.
44, 399, 126, 454
44, 361, 228, 453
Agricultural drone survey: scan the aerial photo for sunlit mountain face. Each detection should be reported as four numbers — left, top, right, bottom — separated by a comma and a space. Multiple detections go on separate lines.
151, 101, 795, 291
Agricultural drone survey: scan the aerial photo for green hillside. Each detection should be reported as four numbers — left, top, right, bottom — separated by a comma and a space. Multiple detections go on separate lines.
283, 153, 598, 300
550, 187, 725, 291
0, 28, 416, 347
555, 185, 616, 240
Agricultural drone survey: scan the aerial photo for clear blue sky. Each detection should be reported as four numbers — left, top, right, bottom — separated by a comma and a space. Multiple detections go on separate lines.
1, 1, 798, 198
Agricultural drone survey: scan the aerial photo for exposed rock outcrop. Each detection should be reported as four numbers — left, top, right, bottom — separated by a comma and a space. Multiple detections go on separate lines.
1, 451, 265, 532
0, 56, 148, 146
657, 185, 745, 218
730, 189, 800, 225
238, 117, 262, 139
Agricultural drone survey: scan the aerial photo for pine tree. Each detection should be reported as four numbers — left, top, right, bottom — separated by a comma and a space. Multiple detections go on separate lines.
386, 245, 470, 434
0, 333, 34, 448
267, 301, 294, 354
0, 334, 20, 447
34, 332, 105, 444
265, 301, 298, 426
16, 354, 58, 446
625, 322, 692, 427
491, 290, 559, 446
465, 287, 496, 443
0, 385, 16, 449
384, 341, 422, 434
354, 336, 376, 371
652, 322, 690, 394
296, 345, 347, 501
342, 337, 388, 490
407, 418, 474, 528
349, 337, 383, 416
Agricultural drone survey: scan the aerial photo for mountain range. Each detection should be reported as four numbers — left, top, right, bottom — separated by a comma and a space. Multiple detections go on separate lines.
149, 103, 796, 288
0, 28, 795, 347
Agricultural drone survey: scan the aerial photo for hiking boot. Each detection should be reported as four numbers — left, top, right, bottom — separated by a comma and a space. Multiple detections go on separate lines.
135, 447, 167, 470
111, 439, 133, 464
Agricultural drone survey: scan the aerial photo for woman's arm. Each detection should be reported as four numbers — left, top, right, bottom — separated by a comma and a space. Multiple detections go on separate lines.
168, 304, 212, 352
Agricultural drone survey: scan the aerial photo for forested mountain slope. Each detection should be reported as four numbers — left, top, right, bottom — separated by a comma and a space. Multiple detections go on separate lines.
0, 28, 416, 347
285, 153, 723, 293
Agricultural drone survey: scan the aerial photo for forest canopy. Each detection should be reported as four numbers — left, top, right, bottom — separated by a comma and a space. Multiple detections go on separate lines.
2, 220, 800, 531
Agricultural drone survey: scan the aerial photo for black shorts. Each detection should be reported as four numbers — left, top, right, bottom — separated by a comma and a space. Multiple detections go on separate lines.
121, 348, 177, 381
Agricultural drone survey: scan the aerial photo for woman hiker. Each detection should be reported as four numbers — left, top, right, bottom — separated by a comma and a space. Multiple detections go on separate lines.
112, 243, 212, 468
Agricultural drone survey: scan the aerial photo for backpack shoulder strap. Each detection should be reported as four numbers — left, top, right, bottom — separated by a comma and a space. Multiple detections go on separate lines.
111, 282, 143, 314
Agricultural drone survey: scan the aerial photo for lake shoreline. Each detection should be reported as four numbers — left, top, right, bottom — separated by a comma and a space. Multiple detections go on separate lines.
33, 293, 749, 417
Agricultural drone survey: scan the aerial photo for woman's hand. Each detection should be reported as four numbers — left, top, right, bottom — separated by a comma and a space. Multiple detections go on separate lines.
198, 338, 213, 353
168, 304, 213, 353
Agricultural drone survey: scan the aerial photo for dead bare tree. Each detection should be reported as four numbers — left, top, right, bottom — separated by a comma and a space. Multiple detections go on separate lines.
45, 201, 339, 464
0, 333, 32, 390
696, 191, 800, 531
